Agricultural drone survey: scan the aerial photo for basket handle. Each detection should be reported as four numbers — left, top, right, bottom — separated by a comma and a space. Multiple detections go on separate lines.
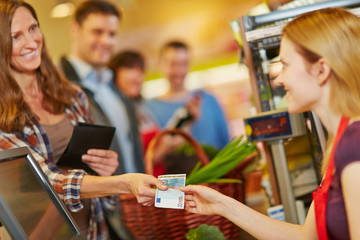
144, 128, 210, 175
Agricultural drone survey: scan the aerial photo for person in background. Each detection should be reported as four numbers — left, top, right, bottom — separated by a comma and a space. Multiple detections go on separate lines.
59, 0, 144, 176
58, 2, 144, 238
0, 0, 167, 239
108, 50, 200, 177
145, 41, 230, 151
182, 7, 360, 240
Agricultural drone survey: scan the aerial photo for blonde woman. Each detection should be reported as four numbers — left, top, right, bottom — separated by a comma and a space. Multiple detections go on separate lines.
182, 7, 360, 240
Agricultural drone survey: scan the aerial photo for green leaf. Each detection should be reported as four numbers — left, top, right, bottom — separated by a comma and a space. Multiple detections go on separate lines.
202, 178, 242, 184
186, 136, 257, 185
187, 161, 202, 179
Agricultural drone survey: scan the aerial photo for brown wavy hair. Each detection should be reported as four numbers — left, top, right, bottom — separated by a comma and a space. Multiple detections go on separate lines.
0, 0, 77, 133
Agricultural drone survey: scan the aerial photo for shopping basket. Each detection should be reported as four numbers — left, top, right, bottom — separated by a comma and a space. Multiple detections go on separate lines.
119, 129, 258, 240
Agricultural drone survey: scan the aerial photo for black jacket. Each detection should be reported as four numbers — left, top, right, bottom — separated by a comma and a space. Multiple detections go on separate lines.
59, 56, 144, 174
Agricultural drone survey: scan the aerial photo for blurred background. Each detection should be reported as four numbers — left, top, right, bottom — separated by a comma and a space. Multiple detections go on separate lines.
27, 0, 267, 73
25, 0, 299, 138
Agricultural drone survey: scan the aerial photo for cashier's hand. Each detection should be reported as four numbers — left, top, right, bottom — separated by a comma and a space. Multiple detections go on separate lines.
82, 149, 119, 176
181, 185, 225, 216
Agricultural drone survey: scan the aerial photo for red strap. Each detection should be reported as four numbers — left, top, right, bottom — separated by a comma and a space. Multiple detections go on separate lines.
313, 116, 349, 240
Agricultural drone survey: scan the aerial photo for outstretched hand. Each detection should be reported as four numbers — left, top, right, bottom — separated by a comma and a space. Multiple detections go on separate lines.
180, 185, 225, 216
82, 149, 119, 176
128, 173, 168, 206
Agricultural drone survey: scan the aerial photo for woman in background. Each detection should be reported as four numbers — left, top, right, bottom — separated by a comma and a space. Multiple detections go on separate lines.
182, 7, 360, 240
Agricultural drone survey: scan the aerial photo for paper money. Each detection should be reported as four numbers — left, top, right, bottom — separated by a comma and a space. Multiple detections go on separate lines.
155, 174, 186, 209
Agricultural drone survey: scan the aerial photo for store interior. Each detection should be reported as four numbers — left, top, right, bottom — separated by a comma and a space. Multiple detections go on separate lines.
1, 0, 355, 239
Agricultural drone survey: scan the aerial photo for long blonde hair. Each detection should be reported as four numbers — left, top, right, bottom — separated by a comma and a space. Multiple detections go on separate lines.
282, 8, 360, 173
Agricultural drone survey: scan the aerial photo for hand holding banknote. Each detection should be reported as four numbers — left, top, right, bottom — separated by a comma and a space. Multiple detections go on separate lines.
155, 174, 186, 209
180, 184, 224, 215
127, 173, 168, 206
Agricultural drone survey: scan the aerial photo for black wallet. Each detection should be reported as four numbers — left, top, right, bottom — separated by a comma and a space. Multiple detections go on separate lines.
57, 122, 116, 174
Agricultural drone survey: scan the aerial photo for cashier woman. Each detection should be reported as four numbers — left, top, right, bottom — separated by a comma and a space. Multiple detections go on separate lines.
182, 7, 360, 240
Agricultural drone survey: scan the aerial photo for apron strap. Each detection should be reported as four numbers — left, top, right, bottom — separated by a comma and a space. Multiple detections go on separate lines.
313, 116, 349, 240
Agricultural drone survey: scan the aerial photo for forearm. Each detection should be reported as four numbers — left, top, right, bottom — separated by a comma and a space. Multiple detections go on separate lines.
80, 174, 131, 199
218, 196, 305, 240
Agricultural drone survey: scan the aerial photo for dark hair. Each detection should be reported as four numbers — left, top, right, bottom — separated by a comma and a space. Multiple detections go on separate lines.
0, 0, 77, 132
160, 40, 189, 57
108, 51, 145, 75
75, 0, 121, 25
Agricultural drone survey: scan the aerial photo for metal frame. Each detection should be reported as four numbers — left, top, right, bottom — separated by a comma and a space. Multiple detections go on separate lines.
243, 0, 360, 30
0, 147, 80, 239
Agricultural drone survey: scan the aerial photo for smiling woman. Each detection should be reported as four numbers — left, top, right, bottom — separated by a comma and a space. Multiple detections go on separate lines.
10, 7, 42, 73
181, 7, 360, 240
0, 1, 166, 239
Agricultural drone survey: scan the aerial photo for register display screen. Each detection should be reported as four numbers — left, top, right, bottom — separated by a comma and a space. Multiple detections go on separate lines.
245, 112, 292, 141
0, 150, 80, 240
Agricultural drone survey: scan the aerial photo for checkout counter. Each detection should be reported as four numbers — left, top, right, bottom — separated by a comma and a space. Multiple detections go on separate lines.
244, 110, 318, 223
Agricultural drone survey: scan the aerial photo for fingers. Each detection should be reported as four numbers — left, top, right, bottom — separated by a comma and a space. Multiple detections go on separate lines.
82, 155, 117, 166
180, 184, 199, 193
86, 149, 118, 159
184, 201, 199, 214
186, 95, 201, 109
84, 162, 114, 176
82, 149, 119, 176
129, 174, 167, 203
148, 176, 167, 190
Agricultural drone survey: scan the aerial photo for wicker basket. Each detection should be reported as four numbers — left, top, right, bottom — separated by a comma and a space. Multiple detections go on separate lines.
119, 129, 258, 240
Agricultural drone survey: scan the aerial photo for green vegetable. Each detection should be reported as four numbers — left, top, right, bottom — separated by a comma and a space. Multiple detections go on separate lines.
185, 224, 226, 240
186, 136, 257, 185
176, 142, 220, 159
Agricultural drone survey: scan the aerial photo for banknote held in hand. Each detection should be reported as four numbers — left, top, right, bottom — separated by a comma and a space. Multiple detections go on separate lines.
155, 174, 186, 209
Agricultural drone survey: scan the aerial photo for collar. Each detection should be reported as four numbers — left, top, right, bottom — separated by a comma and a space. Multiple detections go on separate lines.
67, 55, 113, 86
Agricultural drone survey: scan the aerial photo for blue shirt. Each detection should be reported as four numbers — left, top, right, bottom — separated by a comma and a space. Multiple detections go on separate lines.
145, 91, 230, 150
68, 56, 136, 173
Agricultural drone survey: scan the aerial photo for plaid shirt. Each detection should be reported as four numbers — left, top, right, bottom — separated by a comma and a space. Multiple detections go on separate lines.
0, 86, 114, 239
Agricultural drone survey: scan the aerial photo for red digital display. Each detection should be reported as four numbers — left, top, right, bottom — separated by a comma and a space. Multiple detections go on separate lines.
251, 116, 289, 137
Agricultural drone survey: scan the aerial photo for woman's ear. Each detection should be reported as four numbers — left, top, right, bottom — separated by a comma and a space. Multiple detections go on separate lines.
314, 58, 331, 86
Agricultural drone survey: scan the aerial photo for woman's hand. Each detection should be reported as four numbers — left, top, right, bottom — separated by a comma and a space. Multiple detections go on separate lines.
127, 173, 168, 206
82, 149, 119, 176
180, 185, 225, 215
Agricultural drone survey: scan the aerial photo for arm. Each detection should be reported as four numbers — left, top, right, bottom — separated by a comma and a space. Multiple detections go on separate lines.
1, 135, 166, 209
80, 173, 167, 206
341, 161, 360, 239
181, 185, 318, 240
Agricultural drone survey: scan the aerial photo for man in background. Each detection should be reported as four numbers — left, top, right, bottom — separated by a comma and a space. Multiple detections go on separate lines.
59, 1, 143, 239
145, 41, 230, 150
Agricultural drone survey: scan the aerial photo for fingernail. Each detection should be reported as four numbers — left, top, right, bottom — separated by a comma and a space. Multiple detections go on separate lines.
161, 184, 167, 189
